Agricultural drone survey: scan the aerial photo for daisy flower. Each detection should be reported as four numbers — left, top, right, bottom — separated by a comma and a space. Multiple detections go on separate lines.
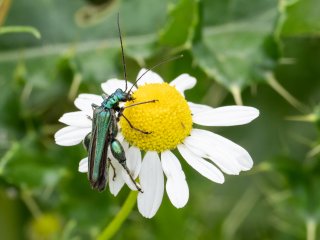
55, 69, 259, 218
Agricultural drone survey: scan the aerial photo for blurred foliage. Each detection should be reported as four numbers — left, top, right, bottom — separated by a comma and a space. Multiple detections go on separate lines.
0, 0, 320, 239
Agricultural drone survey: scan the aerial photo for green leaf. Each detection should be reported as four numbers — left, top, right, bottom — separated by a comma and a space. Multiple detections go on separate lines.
193, 6, 278, 92
1, 136, 67, 190
159, 0, 199, 48
1, 1, 320, 239
280, 0, 320, 37
0, 26, 41, 39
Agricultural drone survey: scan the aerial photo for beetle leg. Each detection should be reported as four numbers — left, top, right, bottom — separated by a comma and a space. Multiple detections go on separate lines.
108, 158, 116, 181
102, 93, 109, 100
110, 139, 143, 193
121, 162, 143, 193
120, 113, 151, 134
92, 103, 99, 110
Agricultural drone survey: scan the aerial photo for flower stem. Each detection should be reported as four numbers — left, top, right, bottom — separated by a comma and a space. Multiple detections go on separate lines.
265, 72, 307, 112
306, 217, 317, 240
97, 191, 138, 240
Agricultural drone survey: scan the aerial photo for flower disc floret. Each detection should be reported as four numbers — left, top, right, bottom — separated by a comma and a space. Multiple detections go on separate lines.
120, 83, 192, 152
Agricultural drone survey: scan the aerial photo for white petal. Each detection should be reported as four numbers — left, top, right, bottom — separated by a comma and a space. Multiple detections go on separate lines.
185, 129, 253, 175
188, 102, 214, 115
138, 151, 164, 218
116, 132, 125, 142
121, 140, 129, 152
78, 157, 88, 173
108, 157, 125, 196
54, 126, 91, 146
177, 144, 225, 184
74, 94, 102, 114
170, 74, 196, 96
192, 105, 259, 126
59, 111, 92, 128
161, 151, 189, 208
121, 146, 142, 190
136, 68, 164, 86
101, 79, 136, 95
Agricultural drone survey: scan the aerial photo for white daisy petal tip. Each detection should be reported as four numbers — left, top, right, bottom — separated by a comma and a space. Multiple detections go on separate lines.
170, 74, 197, 96
161, 151, 189, 208
78, 158, 88, 173
58, 111, 91, 128
136, 68, 164, 86
238, 156, 254, 172
101, 78, 136, 94
74, 94, 102, 113
54, 126, 91, 146
185, 129, 254, 176
251, 107, 260, 120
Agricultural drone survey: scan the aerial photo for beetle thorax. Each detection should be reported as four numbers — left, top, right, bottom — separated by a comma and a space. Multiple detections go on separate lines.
103, 88, 128, 109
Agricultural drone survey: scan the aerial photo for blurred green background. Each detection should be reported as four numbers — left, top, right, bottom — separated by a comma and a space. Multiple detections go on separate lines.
0, 0, 320, 239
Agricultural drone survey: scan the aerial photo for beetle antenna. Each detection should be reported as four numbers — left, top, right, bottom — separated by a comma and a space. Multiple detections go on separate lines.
128, 54, 183, 94
117, 13, 128, 91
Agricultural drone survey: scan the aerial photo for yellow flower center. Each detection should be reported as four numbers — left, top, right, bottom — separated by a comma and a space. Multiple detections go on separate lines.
120, 83, 192, 152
